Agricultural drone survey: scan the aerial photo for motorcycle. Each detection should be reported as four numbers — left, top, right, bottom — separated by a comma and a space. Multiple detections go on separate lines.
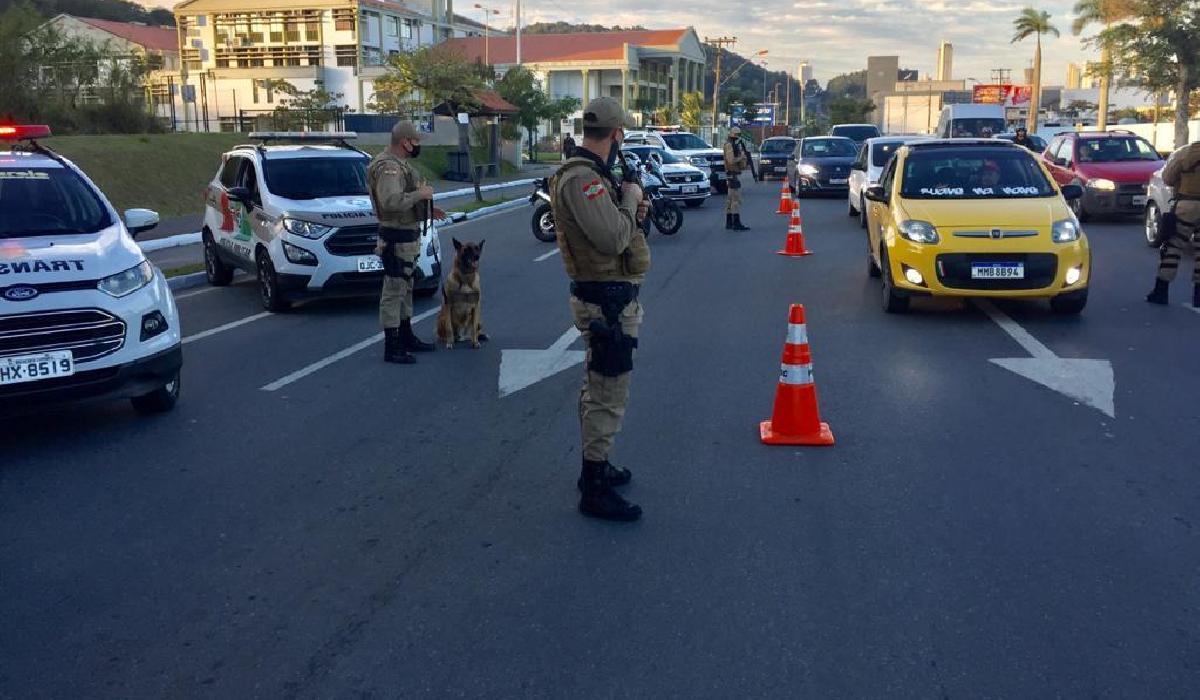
529, 177, 556, 242
632, 152, 683, 236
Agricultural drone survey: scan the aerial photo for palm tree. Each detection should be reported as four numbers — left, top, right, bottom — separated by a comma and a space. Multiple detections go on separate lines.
1072, 0, 1134, 130
1012, 8, 1061, 133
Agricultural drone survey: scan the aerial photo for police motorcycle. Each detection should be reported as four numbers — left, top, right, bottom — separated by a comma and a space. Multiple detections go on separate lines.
630, 151, 684, 236
529, 178, 556, 242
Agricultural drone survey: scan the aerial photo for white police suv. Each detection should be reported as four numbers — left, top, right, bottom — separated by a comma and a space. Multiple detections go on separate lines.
0, 125, 181, 414
201, 132, 442, 312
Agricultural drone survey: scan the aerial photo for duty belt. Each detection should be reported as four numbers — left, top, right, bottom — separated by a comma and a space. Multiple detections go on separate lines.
570, 281, 639, 307
378, 225, 420, 244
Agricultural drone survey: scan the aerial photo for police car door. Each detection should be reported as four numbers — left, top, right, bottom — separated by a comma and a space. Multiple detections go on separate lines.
239, 158, 276, 252
211, 155, 256, 265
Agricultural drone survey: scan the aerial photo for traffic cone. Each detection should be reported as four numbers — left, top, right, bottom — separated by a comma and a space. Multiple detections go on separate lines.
775, 180, 793, 215
777, 201, 813, 256
760, 304, 834, 446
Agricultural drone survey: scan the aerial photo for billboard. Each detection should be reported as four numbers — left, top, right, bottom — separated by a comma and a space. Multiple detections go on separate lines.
751, 102, 777, 126
972, 84, 1032, 106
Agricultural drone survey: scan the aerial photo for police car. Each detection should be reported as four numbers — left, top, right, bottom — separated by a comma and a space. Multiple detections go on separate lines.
201, 132, 442, 312
0, 125, 181, 414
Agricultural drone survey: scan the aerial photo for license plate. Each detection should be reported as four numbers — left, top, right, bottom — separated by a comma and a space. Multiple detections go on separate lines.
357, 256, 384, 273
830, 178, 849, 185
682, 185, 698, 194
1132, 195, 1147, 206
971, 263, 1025, 279
0, 350, 74, 387
774, 167, 787, 173
715, 173, 726, 180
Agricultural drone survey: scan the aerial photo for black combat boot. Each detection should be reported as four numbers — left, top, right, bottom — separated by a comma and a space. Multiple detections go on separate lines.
578, 459, 641, 522
731, 215, 751, 231
384, 328, 415, 364
725, 214, 733, 230
1193, 283, 1200, 308
1146, 278, 1170, 305
576, 460, 632, 491
400, 318, 435, 352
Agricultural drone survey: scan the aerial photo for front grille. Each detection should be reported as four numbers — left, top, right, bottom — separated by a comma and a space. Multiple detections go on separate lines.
325, 225, 380, 257
936, 253, 1058, 291
0, 279, 99, 297
703, 154, 725, 172
1118, 183, 1147, 195
0, 309, 126, 363
665, 173, 705, 184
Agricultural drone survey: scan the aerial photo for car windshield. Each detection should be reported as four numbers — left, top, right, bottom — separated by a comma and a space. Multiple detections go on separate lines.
0, 164, 112, 239
870, 141, 905, 166
832, 126, 879, 142
1077, 137, 1160, 162
661, 133, 712, 150
950, 118, 1006, 138
802, 139, 859, 158
761, 139, 795, 154
624, 148, 682, 164
263, 156, 369, 200
900, 148, 1056, 199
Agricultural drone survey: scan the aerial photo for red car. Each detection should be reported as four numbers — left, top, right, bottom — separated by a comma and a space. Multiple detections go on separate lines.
1040, 130, 1163, 221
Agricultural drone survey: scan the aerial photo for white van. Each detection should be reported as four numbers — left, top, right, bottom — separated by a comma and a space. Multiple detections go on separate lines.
934, 104, 1007, 139
0, 125, 182, 414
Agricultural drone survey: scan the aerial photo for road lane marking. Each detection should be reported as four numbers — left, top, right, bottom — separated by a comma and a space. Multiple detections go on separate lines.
174, 286, 222, 300
534, 248, 561, 262
260, 307, 439, 392
977, 301, 1055, 359
182, 312, 272, 345
1184, 304, 1200, 316
498, 327, 583, 398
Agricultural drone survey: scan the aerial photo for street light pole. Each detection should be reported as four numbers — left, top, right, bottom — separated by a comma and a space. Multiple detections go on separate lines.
515, 0, 522, 65
473, 4, 501, 69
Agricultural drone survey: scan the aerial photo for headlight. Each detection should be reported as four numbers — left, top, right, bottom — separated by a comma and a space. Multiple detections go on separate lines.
689, 156, 708, 167
797, 164, 819, 176
1052, 219, 1081, 243
282, 218, 334, 239
1087, 178, 1116, 191
897, 220, 940, 244
282, 240, 317, 265
98, 260, 154, 298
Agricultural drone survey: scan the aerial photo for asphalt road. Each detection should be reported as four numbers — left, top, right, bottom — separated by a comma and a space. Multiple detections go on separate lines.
3, 181, 1199, 698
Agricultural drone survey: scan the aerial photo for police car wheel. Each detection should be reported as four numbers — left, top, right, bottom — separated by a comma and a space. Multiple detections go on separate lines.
130, 370, 180, 415
257, 253, 291, 312
203, 231, 233, 286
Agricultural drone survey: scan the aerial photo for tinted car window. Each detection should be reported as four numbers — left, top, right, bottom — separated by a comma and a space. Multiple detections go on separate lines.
949, 118, 1006, 138
219, 156, 243, 188
263, 157, 370, 200
662, 133, 712, 150
870, 141, 905, 167
900, 148, 1055, 199
1077, 137, 1160, 162
761, 139, 796, 154
831, 125, 881, 142
0, 164, 112, 238
802, 139, 859, 158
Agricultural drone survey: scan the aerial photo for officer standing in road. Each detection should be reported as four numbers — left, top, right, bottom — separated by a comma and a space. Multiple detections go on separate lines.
1147, 141, 1200, 307
368, 121, 443, 364
551, 96, 651, 522
1012, 126, 1037, 151
561, 132, 577, 161
723, 126, 752, 231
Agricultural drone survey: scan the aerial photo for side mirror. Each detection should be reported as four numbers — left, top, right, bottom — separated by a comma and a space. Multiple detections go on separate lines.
1060, 184, 1084, 201
227, 186, 251, 204
864, 185, 888, 203
851, 164, 865, 172
124, 208, 159, 237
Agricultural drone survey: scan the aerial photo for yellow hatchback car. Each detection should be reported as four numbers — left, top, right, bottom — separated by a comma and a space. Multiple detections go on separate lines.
863, 140, 1090, 314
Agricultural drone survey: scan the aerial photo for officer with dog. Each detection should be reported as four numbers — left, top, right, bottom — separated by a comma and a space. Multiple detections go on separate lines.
1147, 140, 1200, 307
551, 96, 651, 522
723, 126, 752, 231
368, 121, 443, 364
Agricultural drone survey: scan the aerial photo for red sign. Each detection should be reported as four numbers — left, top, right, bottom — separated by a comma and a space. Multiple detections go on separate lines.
972, 84, 1032, 106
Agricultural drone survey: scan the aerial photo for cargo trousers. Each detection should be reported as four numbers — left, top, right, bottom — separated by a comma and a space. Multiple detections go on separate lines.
377, 239, 421, 329
569, 296, 644, 462
725, 173, 743, 214
1157, 201, 1200, 285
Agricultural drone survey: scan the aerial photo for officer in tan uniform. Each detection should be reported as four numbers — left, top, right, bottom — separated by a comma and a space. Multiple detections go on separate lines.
551, 97, 651, 521
723, 126, 751, 231
1147, 141, 1200, 307
368, 121, 443, 363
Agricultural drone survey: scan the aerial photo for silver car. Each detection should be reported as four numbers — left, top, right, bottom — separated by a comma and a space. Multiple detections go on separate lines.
1144, 147, 1182, 247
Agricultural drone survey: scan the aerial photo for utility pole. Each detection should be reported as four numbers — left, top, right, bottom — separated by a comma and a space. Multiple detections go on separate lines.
706, 36, 737, 137
785, 74, 791, 127
515, 0, 522, 65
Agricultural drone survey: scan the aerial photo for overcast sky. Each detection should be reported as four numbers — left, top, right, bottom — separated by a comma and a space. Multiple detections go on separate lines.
146, 0, 1097, 87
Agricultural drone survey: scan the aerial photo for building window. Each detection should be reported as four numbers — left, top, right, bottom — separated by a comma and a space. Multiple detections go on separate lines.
334, 9, 355, 32
336, 45, 357, 67
388, 17, 399, 37
196, 15, 207, 26
305, 21, 320, 41
402, 19, 415, 40
362, 47, 382, 66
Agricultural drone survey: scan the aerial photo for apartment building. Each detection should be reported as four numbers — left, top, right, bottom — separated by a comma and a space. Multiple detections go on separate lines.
171, 0, 487, 131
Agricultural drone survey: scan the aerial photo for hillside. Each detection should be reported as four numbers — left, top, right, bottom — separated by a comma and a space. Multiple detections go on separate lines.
0, 0, 174, 25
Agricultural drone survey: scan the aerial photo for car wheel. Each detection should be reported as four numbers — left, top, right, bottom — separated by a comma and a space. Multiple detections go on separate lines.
880, 248, 909, 314
203, 230, 234, 286
684, 199, 704, 208
859, 196, 868, 229
1050, 289, 1088, 315
867, 250, 881, 278
131, 369, 180, 415
1070, 188, 1091, 222
1144, 202, 1162, 247
257, 251, 290, 313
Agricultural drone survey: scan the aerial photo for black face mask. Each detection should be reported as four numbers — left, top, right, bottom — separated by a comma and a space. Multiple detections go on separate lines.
408, 142, 422, 158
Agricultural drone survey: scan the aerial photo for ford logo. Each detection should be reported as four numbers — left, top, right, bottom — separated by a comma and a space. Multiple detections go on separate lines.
3, 285, 39, 301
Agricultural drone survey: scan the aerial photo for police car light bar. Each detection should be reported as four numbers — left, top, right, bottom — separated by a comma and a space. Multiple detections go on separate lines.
248, 131, 358, 142
0, 125, 52, 141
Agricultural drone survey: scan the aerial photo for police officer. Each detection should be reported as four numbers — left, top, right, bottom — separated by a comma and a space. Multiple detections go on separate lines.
1147, 141, 1200, 307
723, 126, 751, 230
561, 132, 577, 161
368, 121, 444, 363
1012, 126, 1037, 151
551, 97, 651, 522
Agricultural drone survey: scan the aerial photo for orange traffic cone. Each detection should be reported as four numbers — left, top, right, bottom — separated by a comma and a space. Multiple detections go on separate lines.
777, 201, 813, 256
760, 304, 835, 446
775, 180, 793, 215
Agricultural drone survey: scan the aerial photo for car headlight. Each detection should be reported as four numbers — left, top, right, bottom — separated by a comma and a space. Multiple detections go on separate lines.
1087, 178, 1116, 191
282, 217, 334, 239
689, 156, 709, 168
797, 164, 819, 176
282, 240, 317, 265
1052, 219, 1081, 243
897, 220, 940, 244
98, 260, 155, 298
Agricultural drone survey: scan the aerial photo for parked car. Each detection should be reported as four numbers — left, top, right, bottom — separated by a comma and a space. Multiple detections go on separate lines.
621, 146, 710, 208
1041, 130, 1163, 221
623, 130, 726, 192
789, 136, 860, 196
757, 137, 797, 180
1144, 146, 1183, 247
848, 136, 926, 228
830, 124, 881, 145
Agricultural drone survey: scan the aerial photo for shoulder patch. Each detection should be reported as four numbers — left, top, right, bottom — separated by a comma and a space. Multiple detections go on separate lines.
582, 179, 606, 200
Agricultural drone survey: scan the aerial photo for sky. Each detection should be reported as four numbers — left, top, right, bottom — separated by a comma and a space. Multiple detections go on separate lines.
144, 0, 1099, 88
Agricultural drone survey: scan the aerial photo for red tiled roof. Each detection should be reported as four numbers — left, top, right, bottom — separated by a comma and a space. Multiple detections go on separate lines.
74, 16, 178, 53
473, 89, 518, 114
444, 29, 688, 65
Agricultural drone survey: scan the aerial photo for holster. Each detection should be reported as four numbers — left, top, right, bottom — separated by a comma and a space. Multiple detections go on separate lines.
572, 281, 639, 377
728, 175, 742, 190
379, 227, 419, 280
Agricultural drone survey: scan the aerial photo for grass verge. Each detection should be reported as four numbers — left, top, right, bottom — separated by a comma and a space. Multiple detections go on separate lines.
162, 262, 206, 278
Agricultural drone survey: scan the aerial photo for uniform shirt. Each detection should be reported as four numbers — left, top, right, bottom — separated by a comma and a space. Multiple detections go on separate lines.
1163, 143, 1200, 197
551, 153, 651, 283
724, 139, 748, 175
367, 151, 425, 229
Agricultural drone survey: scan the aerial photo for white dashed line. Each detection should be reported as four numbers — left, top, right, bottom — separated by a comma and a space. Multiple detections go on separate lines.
182, 312, 273, 345
534, 248, 561, 262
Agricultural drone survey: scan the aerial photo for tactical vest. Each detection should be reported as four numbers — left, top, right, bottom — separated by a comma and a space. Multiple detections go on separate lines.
367, 151, 424, 229
551, 157, 650, 283
1177, 147, 1200, 198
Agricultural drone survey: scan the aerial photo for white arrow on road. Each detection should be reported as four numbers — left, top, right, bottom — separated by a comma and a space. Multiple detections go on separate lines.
978, 301, 1115, 418
498, 327, 584, 398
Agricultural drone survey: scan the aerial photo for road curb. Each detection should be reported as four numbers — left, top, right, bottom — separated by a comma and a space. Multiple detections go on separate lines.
433, 179, 535, 201
167, 271, 210, 291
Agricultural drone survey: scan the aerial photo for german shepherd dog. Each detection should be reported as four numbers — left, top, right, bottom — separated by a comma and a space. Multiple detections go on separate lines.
436, 238, 488, 349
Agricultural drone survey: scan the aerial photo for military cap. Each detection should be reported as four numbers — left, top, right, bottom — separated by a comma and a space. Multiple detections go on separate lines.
391, 120, 423, 141
729, 126, 743, 136
582, 97, 637, 129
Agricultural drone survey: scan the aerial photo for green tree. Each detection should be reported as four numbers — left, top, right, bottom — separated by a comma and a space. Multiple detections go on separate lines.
1012, 7, 1061, 133
271, 80, 345, 130
370, 44, 484, 116
1072, 0, 1137, 129
827, 96, 875, 124
496, 66, 580, 160
679, 90, 704, 131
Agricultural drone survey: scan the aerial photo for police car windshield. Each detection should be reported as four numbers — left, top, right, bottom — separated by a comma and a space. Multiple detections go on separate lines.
263, 156, 369, 200
0, 165, 112, 238
661, 133, 712, 150
900, 148, 1055, 199
623, 147, 682, 164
